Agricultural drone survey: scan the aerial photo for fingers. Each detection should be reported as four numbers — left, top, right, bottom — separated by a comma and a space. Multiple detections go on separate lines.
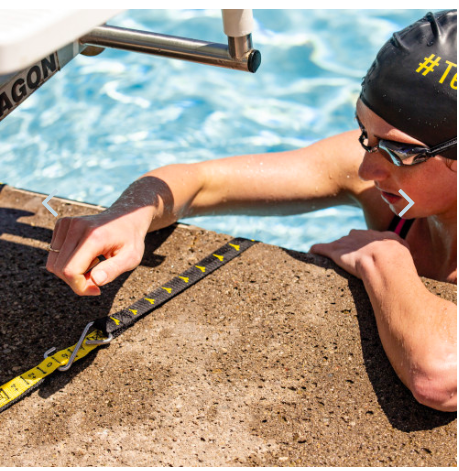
84, 257, 102, 275
47, 217, 106, 296
47, 217, 72, 268
46, 217, 77, 279
310, 242, 334, 257
309, 243, 321, 254
46, 215, 145, 296
90, 247, 143, 288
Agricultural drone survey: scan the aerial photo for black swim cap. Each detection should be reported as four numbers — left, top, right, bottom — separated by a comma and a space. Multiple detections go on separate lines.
360, 10, 457, 160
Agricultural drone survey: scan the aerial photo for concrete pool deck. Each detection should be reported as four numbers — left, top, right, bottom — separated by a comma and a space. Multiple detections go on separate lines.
0, 184, 456, 466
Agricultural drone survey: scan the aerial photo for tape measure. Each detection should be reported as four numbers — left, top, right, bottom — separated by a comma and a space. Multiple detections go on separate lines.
0, 237, 256, 414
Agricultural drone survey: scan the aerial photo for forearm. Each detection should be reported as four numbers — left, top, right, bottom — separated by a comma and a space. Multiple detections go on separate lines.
106, 163, 205, 236
358, 245, 457, 411
106, 156, 289, 239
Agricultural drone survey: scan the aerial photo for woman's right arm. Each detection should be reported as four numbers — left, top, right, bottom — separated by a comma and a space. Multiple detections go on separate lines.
46, 130, 373, 296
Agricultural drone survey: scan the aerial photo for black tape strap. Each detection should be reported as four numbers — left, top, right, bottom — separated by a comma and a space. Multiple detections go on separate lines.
94, 237, 256, 337
0, 237, 256, 414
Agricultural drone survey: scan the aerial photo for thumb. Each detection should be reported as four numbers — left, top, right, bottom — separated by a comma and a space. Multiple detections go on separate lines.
91, 249, 142, 286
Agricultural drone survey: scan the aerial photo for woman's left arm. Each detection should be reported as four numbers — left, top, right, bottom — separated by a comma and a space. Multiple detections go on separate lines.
311, 230, 457, 412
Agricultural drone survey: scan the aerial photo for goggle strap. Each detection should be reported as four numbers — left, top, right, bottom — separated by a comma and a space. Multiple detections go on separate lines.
425, 137, 457, 159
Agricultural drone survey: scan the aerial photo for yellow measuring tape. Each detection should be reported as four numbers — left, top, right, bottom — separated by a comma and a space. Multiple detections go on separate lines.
1, 237, 256, 414
0, 329, 103, 411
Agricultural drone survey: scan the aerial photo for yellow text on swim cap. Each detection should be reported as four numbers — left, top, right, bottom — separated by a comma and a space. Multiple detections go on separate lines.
439, 60, 457, 90
416, 54, 457, 90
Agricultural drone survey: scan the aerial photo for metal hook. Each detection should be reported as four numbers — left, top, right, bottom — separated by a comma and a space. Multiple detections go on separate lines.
43, 321, 93, 371
44, 347, 57, 358
43, 321, 113, 372
86, 333, 113, 345
57, 321, 95, 372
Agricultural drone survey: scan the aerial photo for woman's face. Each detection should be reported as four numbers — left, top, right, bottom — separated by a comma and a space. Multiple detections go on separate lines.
356, 99, 457, 220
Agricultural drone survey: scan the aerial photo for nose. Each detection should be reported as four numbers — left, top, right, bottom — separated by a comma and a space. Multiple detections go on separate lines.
358, 150, 392, 182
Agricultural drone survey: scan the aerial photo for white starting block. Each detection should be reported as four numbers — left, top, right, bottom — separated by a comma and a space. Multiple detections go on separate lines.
0, 9, 123, 74
0, 9, 261, 123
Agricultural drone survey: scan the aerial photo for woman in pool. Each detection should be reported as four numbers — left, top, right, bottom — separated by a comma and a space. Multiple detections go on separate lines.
46, 10, 457, 411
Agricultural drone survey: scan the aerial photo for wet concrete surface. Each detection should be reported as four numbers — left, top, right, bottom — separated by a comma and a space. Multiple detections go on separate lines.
0, 184, 456, 466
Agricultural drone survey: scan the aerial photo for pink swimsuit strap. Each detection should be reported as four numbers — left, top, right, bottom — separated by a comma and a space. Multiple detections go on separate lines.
388, 215, 415, 239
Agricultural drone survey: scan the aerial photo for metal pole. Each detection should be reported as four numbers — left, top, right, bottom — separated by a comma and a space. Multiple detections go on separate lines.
80, 25, 261, 73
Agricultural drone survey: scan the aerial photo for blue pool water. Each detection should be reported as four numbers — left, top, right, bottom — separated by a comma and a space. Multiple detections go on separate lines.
0, 9, 435, 252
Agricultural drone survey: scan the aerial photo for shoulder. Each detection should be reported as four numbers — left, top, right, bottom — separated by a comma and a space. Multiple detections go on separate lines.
301, 130, 395, 230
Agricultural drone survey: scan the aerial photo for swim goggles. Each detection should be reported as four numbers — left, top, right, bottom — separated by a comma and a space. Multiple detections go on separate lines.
356, 115, 457, 166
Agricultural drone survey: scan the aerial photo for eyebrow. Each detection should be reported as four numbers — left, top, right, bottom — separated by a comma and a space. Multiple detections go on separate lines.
355, 112, 424, 146
355, 113, 397, 143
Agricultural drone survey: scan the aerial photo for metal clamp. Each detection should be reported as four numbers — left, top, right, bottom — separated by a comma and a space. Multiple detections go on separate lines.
44, 321, 113, 372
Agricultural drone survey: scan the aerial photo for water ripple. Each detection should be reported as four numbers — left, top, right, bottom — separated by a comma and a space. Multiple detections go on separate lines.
0, 9, 435, 251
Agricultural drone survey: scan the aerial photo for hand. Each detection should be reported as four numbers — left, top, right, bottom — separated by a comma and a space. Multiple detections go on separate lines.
310, 229, 410, 279
46, 209, 148, 296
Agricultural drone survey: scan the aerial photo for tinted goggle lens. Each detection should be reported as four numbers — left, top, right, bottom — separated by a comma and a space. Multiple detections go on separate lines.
378, 141, 428, 166
356, 116, 428, 166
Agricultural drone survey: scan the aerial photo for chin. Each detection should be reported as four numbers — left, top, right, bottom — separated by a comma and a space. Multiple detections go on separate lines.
387, 202, 421, 220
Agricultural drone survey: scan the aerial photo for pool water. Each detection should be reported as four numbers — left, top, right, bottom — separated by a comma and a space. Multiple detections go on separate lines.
0, 9, 434, 252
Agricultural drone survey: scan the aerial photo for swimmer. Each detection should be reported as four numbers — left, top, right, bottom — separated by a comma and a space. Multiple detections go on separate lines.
47, 10, 457, 412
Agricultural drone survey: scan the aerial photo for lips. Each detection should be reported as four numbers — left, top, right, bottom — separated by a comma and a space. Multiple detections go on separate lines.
380, 190, 402, 205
